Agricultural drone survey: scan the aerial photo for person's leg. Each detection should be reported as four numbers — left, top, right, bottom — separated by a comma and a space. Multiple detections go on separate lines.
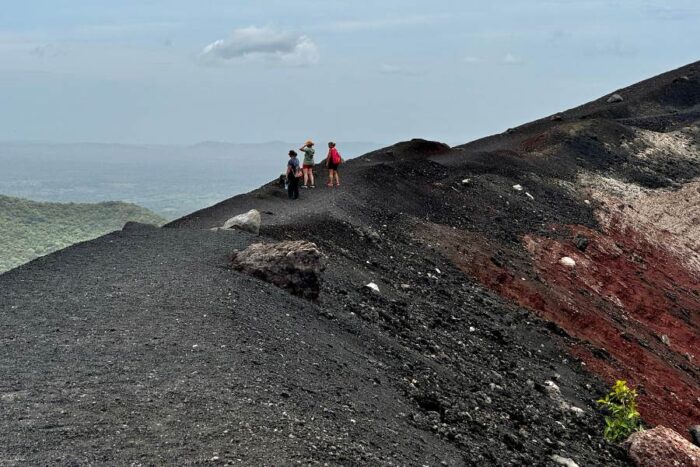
327, 170, 334, 186
335, 170, 340, 186
303, 168, 309, 187
309, 168, 315, 187
294, 179, 299, 199
287, 176, 294, 198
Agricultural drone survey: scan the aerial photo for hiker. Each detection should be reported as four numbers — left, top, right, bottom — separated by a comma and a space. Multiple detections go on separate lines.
325, 141, 342, 187
286, 150, 301, 200
299, 140, 316, 188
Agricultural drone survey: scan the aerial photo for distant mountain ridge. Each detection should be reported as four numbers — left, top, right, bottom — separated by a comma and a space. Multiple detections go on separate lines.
0, 194, 165, 273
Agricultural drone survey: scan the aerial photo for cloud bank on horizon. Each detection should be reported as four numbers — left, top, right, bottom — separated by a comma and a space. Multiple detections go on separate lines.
0, 0, 698, 145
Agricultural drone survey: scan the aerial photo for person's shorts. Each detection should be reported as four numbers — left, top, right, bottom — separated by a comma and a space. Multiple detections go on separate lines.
303, 164, 314, 169
327, 162, 339, 170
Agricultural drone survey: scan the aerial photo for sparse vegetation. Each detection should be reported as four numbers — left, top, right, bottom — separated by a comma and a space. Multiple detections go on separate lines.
597, 380, 643, 442
0, 195, 165, 273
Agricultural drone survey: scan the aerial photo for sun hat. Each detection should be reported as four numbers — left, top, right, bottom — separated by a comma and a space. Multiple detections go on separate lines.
305, 140, 314, 146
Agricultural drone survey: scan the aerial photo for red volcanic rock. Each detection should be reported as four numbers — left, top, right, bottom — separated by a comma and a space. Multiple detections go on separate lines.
623, 426, 700, 467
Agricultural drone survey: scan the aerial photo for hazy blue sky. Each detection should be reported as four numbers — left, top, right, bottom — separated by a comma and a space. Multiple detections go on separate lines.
1, 1, 698, 145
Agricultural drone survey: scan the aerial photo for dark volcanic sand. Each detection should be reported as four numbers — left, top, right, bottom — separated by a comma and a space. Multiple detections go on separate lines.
2, 61, 700, 465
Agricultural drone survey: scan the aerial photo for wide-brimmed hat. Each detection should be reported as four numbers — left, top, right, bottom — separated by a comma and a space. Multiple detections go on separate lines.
305, 140, 314, 146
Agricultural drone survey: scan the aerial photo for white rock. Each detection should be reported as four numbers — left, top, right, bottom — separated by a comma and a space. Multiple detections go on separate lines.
525, 192, 535, 200
400, 284, 412, 290
544, 380, 561, 398
222, 209, 262, 235
583, 199, 591, 205
469, 326, 476, 332
661, 334, 671, 346
607, 93, 624, 103
461, 178, 471, 185
513, 184, 524, 191
365, 282, 380, 293
559, 257, 576, 268
551, 455, 579, 467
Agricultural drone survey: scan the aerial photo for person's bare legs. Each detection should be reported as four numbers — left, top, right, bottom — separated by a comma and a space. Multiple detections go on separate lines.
308, 168, 315, 187
303, 168, 309, 187
334, 171, 340, 186
327, 169, 335, 187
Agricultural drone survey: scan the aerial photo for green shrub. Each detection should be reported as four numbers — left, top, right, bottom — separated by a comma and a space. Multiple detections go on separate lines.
0, 195, 165, 273
597, 380, 643, 442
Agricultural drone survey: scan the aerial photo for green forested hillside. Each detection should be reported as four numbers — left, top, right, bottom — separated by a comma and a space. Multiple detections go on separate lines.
0, 195, 165, 273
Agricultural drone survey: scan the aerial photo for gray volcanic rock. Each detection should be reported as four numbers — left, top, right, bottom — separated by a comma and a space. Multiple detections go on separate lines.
607, 93, 624, 103
231, 240, 325, 299
222, 209, 261, 234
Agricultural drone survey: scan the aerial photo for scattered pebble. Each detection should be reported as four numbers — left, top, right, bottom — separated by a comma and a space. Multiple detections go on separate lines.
558, 257, 576, 268
551, 454, 579, 467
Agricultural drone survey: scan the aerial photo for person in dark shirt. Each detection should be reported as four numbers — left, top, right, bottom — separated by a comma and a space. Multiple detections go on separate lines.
286, 150, 301, 200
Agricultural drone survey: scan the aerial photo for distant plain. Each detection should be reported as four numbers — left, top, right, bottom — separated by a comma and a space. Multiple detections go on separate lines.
0, 141, 379, 219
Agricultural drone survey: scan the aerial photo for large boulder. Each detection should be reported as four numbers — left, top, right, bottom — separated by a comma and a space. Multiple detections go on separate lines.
231, 241, 325, 299
222, 209, 261, 235
623, 426, 700, 467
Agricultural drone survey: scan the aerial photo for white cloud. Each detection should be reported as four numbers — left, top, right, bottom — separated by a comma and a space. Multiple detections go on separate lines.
200, 26, 319, 66
463, 56, 481, 64
503, 53, 523, 64
29, 43, 64, 58
379, 64, 423, 77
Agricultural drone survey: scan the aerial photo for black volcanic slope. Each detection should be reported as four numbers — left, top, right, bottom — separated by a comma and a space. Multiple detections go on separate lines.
2, 61, 699, 465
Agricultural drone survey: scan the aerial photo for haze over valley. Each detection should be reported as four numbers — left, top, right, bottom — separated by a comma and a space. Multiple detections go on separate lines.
0, 141, 379, 218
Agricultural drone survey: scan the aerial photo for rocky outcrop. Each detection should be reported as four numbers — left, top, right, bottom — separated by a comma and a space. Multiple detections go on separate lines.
222, 209, 261, 235
122, 221, 158, 232
623, 426, 700, 466
691, 426, 700, 448
231, 241, 324, 299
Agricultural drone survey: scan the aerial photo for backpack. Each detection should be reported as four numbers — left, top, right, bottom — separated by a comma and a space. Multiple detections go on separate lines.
331, 148, 342, 165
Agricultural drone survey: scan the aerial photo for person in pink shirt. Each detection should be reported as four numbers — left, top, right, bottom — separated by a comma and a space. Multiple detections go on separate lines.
325, 141, 342, 187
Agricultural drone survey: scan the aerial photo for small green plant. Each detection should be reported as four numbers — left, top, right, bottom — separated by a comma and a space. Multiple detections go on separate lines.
597, 380, 643, 442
